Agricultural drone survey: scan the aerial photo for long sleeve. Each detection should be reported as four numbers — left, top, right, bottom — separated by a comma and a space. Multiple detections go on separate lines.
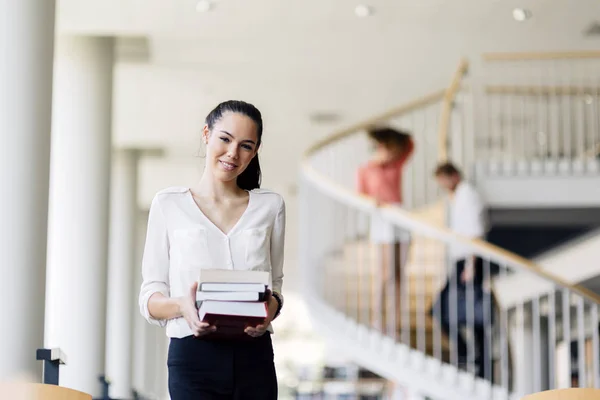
139, 194, 170, 327
270, 196, 286, 303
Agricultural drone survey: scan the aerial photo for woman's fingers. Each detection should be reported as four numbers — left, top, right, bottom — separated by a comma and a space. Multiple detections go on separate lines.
190, 315, 202, 329
193, 326, 215, 336
189, 317, 207, 335
192, 320, 203, 336
245, 325, 266, 337
192, 321, 216, 336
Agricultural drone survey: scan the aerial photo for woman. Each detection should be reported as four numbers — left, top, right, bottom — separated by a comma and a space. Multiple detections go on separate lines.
357, 127, 414, 333
139, 100, 285, 399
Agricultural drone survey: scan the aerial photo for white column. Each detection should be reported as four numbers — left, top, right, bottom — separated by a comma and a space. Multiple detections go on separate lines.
105, 149, 139, 399
1, 0, 57, 382
45, 36, 114, 396
0, 0, 56, 381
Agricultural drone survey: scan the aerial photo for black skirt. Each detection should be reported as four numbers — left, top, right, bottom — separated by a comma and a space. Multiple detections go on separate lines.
167, 333, 277, 400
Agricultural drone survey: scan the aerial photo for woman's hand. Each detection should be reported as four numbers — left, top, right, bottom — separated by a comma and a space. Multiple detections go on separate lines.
245, 290, 278, 338
180, 282, 216, 337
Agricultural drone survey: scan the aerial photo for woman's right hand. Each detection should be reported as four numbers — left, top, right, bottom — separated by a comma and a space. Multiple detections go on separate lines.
180, 282, 216, 337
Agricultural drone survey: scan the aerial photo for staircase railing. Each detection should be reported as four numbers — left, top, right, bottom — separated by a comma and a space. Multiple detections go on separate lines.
299, 57, 600, 400
472, 51, 600, 176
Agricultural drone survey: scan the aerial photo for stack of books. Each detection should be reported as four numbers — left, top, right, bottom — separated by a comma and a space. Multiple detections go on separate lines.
196, 269, 270, 338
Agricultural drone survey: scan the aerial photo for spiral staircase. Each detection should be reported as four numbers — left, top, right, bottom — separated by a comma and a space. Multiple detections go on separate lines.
299, 52, 600, 399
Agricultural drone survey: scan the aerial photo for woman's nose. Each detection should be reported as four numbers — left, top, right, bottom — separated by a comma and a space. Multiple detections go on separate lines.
227, 145, 239, 159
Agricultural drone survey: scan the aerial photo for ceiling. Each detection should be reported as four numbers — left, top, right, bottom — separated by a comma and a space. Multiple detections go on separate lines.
54, 0, 600, 287
56, 0, 600, 151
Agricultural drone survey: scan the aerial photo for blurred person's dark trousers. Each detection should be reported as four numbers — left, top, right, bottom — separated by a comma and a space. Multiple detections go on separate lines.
433, 257, 495, 380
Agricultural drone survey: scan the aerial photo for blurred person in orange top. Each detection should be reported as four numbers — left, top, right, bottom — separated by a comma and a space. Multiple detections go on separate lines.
357, 127, 414, 330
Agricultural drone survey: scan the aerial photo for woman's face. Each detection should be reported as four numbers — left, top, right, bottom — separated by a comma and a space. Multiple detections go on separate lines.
203, 112, 259, 184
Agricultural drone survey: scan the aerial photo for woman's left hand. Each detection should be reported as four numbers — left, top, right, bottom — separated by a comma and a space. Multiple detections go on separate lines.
245, 291, 278, 338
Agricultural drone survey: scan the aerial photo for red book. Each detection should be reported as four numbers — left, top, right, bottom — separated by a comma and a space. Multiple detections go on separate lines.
198, 300, 268, 340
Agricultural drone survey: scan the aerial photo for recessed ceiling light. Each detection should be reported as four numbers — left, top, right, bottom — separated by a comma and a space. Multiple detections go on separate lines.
512, 8, 532, 22
355, 5, 374, 18
196, 0, 213, 12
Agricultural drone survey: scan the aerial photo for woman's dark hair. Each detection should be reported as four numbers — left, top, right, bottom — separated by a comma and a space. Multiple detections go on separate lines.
205, 100, 263, 190
367, 126, 411, 149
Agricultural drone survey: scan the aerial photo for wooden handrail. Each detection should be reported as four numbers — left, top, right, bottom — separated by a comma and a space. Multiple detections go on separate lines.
483, 51, 600, 62
301, 161, 600, 305
303, 90, 446, 159
523, 388, 600, 400
486, 85, 600, 96
437, 58, 469, 162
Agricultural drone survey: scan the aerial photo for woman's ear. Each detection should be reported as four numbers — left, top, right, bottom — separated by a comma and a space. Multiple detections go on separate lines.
202, 125, 210, 144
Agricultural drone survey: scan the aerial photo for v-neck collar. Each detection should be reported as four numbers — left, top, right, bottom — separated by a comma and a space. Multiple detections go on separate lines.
186, 189, 253, 237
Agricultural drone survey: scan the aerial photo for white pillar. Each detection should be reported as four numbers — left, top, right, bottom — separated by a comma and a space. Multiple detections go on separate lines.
0, 0, 56, 382
45, 36, 114, 396
105, 149, 139, 398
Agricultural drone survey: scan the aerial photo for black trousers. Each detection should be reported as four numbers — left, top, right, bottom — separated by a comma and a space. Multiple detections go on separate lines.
435, 257, 494, 379
167, 333, 277, 400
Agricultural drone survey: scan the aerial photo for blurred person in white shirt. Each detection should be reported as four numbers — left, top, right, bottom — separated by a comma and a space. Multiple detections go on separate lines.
431, 162, 494, 380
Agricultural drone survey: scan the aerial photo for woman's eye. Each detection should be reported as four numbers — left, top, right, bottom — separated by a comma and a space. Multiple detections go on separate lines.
220, 137, 230, 143
242, 144, 253, 151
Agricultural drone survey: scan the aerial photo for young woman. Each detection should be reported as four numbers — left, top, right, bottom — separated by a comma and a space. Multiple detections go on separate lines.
357, 127, 414, 332
139, 100, 285, 399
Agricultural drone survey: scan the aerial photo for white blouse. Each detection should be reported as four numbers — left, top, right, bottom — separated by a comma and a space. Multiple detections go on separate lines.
449, 181, 488, 260
138, 187, 286, 338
